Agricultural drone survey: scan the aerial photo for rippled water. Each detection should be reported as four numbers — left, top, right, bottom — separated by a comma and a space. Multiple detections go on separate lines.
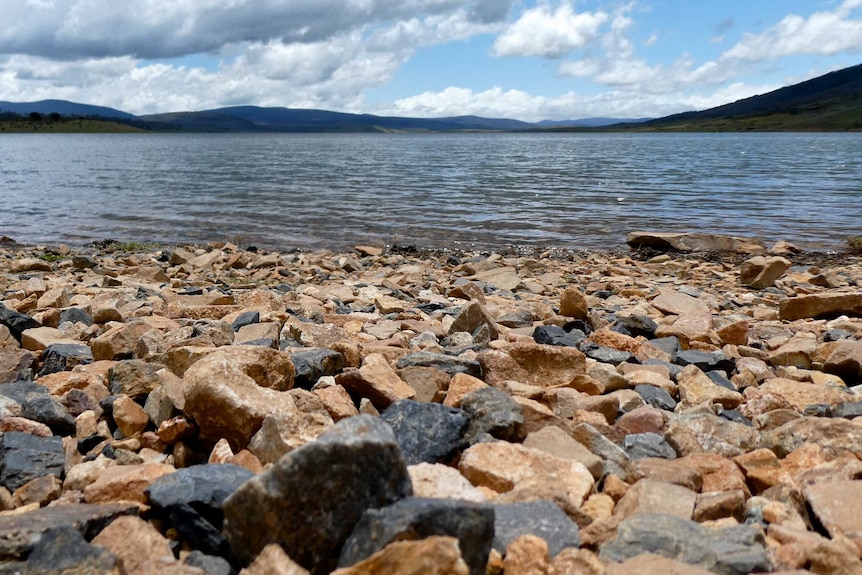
1, 132, 859, 250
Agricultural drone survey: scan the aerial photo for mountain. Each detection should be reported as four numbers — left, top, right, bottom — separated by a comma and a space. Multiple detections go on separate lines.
536, 117, 651, 127
629, 63, 862, 131
0, 99, 134, 119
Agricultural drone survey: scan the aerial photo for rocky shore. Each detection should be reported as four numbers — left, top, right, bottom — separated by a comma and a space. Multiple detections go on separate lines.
0, 234, 860, 575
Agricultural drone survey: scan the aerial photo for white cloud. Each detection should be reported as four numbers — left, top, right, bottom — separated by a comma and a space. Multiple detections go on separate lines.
491, 2, 607, 58
723, 0, 862, 61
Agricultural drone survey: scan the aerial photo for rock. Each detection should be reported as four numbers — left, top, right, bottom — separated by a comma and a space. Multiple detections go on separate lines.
560, 287, 589, 319
330, 536, 469, 575
184, 551, 235, 575
248, 410, 335, 464
12, 474, 61, 507
824, 339, 862, 382
805, 480, 862, 543
338, 497, 494, 575
0, 347, 35, 383
753, 377, 851, 412
335, 353, 416, 409
479, 342, 585, 389
380, 400, 469, 465
622, 433, 677, 461
38, 343, 93, 377
0, 307, 41, 342
599, 513, 770, 575
626, 232, 766, 254
21, 326, 79, 351
605, 553, 715, 575
496, 309, 534, 329
635, 384, 678, 411
83, 463, 175, 505
183, 348, 299, 449
779, 293, 862, 321
492, 500, 580, 558
449, 301, 499, 341
146, 463, 253, 524
0, 380, 75, 435
408, 463, 487, 502
395, 351, 483, 378
614, 479, 696, 520
460, 386, 524, 444
503, 535, 553, 575
16, 525, 119, 574
532, 325, 586, 348
112, 395, 150, 437
239, 544, 309, 575
234, 322, 280, 346
665, 410, 760, 458
90, 320, 153, 360
675, 349, 734, 373
615, 315, 659, 339
222, 415, 412, 574
693, 490, 746, 523
288, 348, 345, 389
570, 423, 641, 483
108, 359, 164, 400
91, 515, 174, 574
313, 384, 360, 421
522, 426, 603, 480
0, 432, 64, 492
739, 256, 791, 289
458, 441, 593, 507
677, 365, 743, 410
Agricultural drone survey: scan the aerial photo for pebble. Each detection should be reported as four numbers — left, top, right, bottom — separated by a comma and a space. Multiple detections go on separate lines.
0, 240, 859, 574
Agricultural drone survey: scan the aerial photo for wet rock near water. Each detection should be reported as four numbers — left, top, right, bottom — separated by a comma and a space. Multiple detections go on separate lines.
0, 240, 860, 573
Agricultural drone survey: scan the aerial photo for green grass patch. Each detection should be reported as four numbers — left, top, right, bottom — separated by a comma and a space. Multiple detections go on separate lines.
847, 236, 862, 253
37, 253, 66, 262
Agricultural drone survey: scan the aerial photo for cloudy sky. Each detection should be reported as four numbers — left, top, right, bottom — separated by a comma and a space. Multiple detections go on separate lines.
1, 0, 861, 121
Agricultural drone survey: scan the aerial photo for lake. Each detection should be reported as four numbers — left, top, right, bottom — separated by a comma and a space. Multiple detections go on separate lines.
1, 132, 859, 251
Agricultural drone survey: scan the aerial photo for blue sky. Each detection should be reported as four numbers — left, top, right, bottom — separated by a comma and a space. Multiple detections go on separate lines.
1, 0, 861, 120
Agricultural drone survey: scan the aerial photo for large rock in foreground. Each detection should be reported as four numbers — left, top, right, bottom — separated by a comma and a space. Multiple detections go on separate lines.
779, 293, 862, 320
222, 415, 412, 574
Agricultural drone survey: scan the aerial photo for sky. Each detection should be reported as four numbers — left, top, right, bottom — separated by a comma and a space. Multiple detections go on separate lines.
1, 0, 862, 121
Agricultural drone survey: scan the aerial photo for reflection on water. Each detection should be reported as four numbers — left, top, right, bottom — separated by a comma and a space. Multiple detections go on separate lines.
0, 132, 860, 250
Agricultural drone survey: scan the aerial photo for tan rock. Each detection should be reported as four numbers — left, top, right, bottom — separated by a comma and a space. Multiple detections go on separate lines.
0, 347, 35, 385
234, 322, 281, 346
12, 475, 62, 507
36, 287, 70, 310
677, 365, 742, 410
313, 384, 360, 421
159, 345, 217, 377
248, 410, 334, 465
613, 479, 696, 520
458, 441, 593, 507
605, 553, 715, 575
634, 458, 702, 492
240, 543, 310, 575
11, 257, 52, 273
92, 515, 174, 574
692, 489, 746, 523
824, 339, 862, 381
739, 256, 791, 289
335, 353, 415, 409
560, 287, 588, 320
0, 416, 52, 437
552, 548, 605, 575
90, 321, 152, 360
113, 395, 149, 437
503, 534, 554, 575
733, 448, 785, 494
805, 480, 862, 542
652, 289, 709, 316
84, 463, 174, 504
676, 453, 750, 496
136, 557, 206, 574
20, 326, 79, 351
408, 463, 487, 502
755, 377, 851, 412
449, 300, 499, 340
779, 292, 862, 321
522, 426, 603, 480
329, 536, 469, 575
479, 342, 586, 389
444, 372, 488, 407
768, 338, 816, 370
716, 320, 749, 346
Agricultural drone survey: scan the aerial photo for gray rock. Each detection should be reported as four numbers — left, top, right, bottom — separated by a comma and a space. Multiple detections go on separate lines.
381, 400, 470, 465
460, 387, 524, 444
0, 348, 35, 383
108, 359, 165, 401
615, 315, 659, 339
395, 351, 483, 378
222, 415, 412, 574
623, 432, 677, 460
59, 307, 93, 326
38, 343, 93, 376
171, 502, 234, 560
533, 325, 586, 348
571, 423, 641, 483
599, 513, 770, 575
288, 348, 345, 390
832, 402, 862, 419
581, 342, 635, 365
493, 500, 579, 558
675, 350, 734, 373
0, 432, 65, 492
13, 526, 118, 574
449, 301, 499, 341
184, 551, 236, 575
647, 337, 681, 359
0, 307, 41, 342
635, 384, 678, 411
0, 381, 75, 435
231, 311, 260, 332
496, 310, 534, 329
146, 463, 254, 520
339, 497, 494, 575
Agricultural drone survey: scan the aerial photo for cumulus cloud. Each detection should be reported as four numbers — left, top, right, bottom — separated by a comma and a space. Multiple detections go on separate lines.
491, 2, 607, 58
722, 0, 862, 61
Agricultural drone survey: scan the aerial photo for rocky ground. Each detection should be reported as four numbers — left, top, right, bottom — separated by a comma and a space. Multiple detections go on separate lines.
0, 234, 860, 575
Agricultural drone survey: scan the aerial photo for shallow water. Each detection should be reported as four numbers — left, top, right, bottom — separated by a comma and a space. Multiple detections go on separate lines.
1, 132, 859, 250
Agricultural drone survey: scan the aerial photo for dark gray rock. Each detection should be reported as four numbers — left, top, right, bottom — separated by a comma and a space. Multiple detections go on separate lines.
16, 526, 118, 575
823, 328, 854, 342
492, 500, 579, 558
635, 384, 678, 411
0, 432, 65, 492
599, 513, 770, 575
623, 432, 677, 460
170, 502, 234, 560
648, 336, 681, 360
615, 315, 659, 339
62, 388, 99, 418
59, 307, 93, 326
238, 338, 278, 349
395, 351, 483, 377
231, 311, 260, 332
718, 408, 753, 426
460, 387, 524, 444
288, 349, 345, 390
222, 415, 412, 574
108, 359, 164, 400
339, 497, 494, 575
185, 551, 237, 575
146, 463, 254, 522
831, 402, 862, 419
580, 342, 635, 366
38, 343, 93, 376
0, 381, 75, 435
533, 325, 586, 347
707, 370, 737, 391
676, 350, 734, 373
0, 307, 40, 342
496, 310, 534, 329
381, 400, 470, 465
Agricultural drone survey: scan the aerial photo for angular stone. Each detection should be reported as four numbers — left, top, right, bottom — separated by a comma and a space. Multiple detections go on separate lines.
805, 480, 862, 542
493, 500, 579, 558
622, 432, 676, 461
523, 426, 603, 480
755, 377, 852, 412
380, 400, 469, 465
824, 339, 862, 382
330, 536, 469, 575
408, 463, 487, 502
449, 301, 499, 341
532, 325, 586, 348
768, 338, 816, 370
37, 343, 92, 377
21, 326, 79, 351
13, 525, 119, 574
460, 386, 524, 444
0, 432, 64, 492
112, 395, 149, 437
222, 415, 412, 574
739, 256, 791, 289
614, 479, 696, 520
11, 473, 61, 507
560, 287, 588, 320
599, 513, 770, 575
443, 372, 487, 407
335, 353, 416, 409
693, 489, 746, 523
570, 423, 641, 483
605, 553, 715, 575
479, 342, 585, 388
677, 453, 749, 495
84, 463, 175, 505
240, 544, 310, 575
395, 351, 482, 378
338, 497, 494, 575
90, 320, 153, 360
288, 348, 345, 389
108, 359, 164, 400
313, 384, 360, 422
248, 410, 335, 465
0, 306, 41, 342
146, 463, 253, 523
779, 293, 862, 321
665, 411, 760, 458
92, 515, 174, 574
0, 347, 35, 383
677, 365, 743, 410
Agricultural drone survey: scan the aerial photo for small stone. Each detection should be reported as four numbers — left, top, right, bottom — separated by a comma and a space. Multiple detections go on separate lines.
613, 479, 696, 520
380, 400, 469, 465
335, 353, 416, 409
622, 433, 676, 461
503, 534, 553, 575
739, 256, 791, 289
824, 339, 862, 382
493, 500, 579, 558
330, 536, 469, 575
92, 515, 174, 574
112, 395, 150, 437
560, 287, 589, 320
12, 474, 62, 507
408, 463, 487, 502
449, 300, 499, 341
677, 365, 743, 410
289, 348, 345, 389
605, 553, 715, 575
460, 386, 524, 444
522, 426, 603, 480
83, 463, 175, 505
240, 544, 310, 575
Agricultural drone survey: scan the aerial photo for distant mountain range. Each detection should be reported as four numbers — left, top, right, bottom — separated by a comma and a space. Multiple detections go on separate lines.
1, 62, 861, 132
